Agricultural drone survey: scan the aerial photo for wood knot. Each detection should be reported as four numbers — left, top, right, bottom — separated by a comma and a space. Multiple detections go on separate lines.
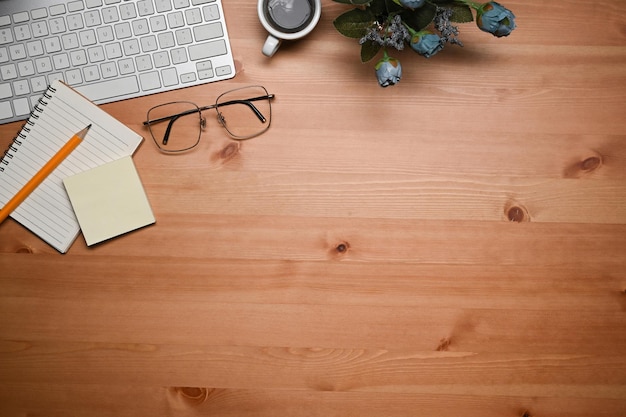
15, 246, 34, 254
219, 142, 240, 160
580, 156, 602, 171
436, 337, 451, 351
173, 387, 210, 405
522, 411, 532, 417
563, 152, 603, 178
335, 241, 349, 254
504, 203, 530, 223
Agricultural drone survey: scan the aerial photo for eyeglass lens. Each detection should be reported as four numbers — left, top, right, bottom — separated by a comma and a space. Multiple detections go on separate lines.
216, 85, 272, 139
146, 101, 202, 153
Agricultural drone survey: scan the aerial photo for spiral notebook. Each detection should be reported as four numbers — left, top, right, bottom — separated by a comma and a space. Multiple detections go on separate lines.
0, 80, 143, 253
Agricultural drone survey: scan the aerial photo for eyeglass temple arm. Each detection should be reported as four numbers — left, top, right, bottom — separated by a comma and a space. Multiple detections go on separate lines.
161, 114, 181, 145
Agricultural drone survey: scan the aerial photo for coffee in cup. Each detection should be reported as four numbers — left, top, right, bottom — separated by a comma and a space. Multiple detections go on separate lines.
258, 0, 322, 57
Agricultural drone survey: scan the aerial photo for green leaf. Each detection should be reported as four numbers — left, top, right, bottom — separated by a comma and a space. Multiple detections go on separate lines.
400, 1, 438, 32
361, 40, 381, 62
448, 4, 474, 23
333, 8, 376, 38
426, 1, 475, 23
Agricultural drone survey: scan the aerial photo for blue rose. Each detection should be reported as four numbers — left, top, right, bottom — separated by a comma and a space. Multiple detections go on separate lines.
476, 1, 516, 37
410, 32, 444, 58
375, 56, 402, 87
398, 0, 426, 9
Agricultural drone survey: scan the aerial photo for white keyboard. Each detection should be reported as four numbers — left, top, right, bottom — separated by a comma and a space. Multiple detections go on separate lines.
0, 0, 236, 124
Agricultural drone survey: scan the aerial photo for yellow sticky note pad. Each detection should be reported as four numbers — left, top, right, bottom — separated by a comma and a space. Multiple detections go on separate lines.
63, 156, 155, 246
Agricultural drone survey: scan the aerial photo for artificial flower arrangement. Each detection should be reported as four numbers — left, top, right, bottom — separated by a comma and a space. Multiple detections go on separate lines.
332, 0, 516, 86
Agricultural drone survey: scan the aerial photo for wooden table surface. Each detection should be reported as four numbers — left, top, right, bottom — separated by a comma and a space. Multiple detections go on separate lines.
1, 1, 625, 416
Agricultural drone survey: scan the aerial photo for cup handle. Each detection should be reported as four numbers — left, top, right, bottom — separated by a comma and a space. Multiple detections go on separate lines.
262, 35, 281, 57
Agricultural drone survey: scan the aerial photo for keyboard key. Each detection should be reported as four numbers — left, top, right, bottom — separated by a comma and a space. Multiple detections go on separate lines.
67, 14, 85, 31
14, 25, 32, 41
105, 42, 122, 59
31, 21, 49, 37
86, 0, 104, 8
185, 8, 202, 25
114, 22, 132, 39
52, 53, 70, 70
13, 12, 30, 24
102, 7, 120, 24
17, 60, 35, 76
153, 51, 170, 67
26, 40, 45, 57
68, 1, 85, 13
49, 5, 67, 16
139, 71, 160, 90
175, 28, 193, 45
0, 29, 13, 45
188, 39, 226, 60
13, 79, 30, 95
31, 8, 49, 20
193, 22, 223, 42
155, 0, 174, 13
84, 10, 103, 27
1, 63, 17, 80
69, 50, 87, 66
9, 44, 27, 61
35, 56, 53, 73
62, 33, 80, 49
75, 75, 140, 101
132, 19, 150, 36
161, 67, 178, 86
135, 54, 152, 71
96, 26, 115, 42
0, 101, 12, 119
80, 29, 97, 46
203, 4, 220, 21
30, 76, 47, 92
65, 69, 83, 84
174, 0, 191, 9
83, 65, 100, 82
0, 82, 11, 99
137, 1, 156, 17
149, 15, 167, 32
119, 3, 137, 20
87, 45, 105, 62
170, 47, 187, 64
118, 58, 135, 74
100, 62, 118, 78
13, 97, 30, 116
49, 17, 67, 34
44, 37, 62, 53
122, 38, 140, 55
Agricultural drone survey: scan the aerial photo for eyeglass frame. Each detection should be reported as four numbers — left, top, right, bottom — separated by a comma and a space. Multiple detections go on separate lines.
142, 85, 275, 153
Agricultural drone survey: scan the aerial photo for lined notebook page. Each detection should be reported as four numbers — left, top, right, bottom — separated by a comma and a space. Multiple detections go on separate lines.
0, 80, 143, 253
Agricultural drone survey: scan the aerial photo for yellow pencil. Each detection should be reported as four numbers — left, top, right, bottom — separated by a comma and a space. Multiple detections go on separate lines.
0, 124, 91, 224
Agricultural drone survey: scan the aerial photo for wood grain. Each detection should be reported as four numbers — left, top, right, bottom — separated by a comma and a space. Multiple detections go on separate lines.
1, 0, 625, 416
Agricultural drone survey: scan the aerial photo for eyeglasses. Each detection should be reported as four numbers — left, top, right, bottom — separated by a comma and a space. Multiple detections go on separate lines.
143, 85, 274, 153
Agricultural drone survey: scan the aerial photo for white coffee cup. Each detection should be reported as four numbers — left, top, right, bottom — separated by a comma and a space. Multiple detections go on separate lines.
258, 0, 322, 57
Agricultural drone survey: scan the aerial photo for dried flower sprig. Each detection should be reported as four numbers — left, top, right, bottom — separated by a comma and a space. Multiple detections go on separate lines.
333, 0, 516, 87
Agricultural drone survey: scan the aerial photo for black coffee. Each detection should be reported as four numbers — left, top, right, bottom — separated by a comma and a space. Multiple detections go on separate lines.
264, 0, 314, 33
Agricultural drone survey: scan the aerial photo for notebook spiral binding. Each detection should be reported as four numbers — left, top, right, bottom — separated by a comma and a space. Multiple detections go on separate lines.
0, 84, 57, 173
